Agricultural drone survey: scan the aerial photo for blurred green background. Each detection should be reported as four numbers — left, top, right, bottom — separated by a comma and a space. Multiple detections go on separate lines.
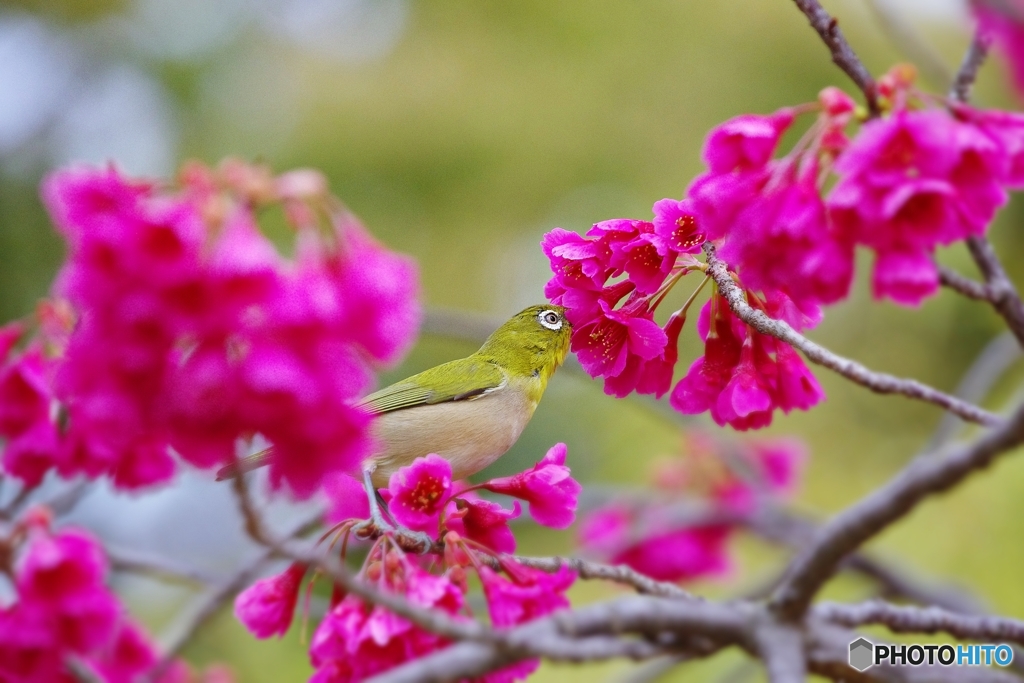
2, 0, 1024, 680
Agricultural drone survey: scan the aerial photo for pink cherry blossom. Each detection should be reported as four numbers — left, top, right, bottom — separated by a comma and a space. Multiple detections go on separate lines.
88, 620, 160, 683
16, 162, 420, 495
716, 165, 854, 318
17, 529, 108, 606
0, 346, 51, 441
973, 0, 1024, 95
713, 439, 807, 513
603, 309, 685, 399
483, 443, 581, 529
828, 108, 1008, 306
572, 297, 668, 380
309, 563, 465, 682
671, 296, 823, 430
387, 454, 454, 536
445, 497, 521, 554
610, 525, 732, 582
323, 473, 371, 524
479, 561, 575, 627
0, 516, 198, 683
234, 562, 307, 639
576, 504, 632, 557
579, 504, 734, 583
702, 109, 795, 173
651, 198, 706, 254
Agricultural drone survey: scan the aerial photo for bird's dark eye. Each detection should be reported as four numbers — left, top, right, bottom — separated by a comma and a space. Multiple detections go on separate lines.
538, 309, 563, 330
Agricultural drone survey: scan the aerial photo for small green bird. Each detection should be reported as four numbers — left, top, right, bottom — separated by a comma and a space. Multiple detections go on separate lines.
218, 304, 571, 498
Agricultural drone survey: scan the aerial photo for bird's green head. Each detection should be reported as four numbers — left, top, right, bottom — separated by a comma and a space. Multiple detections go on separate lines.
477, 305, 571, 383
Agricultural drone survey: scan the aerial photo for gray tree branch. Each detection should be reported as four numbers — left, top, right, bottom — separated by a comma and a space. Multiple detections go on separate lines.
702, 244, 1002, 426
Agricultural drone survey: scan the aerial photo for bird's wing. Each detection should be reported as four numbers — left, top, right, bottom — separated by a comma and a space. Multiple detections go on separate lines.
358, 358, 507, 415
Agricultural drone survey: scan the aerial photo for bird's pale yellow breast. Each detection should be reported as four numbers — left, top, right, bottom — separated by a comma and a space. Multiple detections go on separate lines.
365, 373, 539, 488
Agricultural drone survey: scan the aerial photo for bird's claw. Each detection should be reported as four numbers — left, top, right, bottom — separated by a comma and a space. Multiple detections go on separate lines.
390, 528, 436, 554
351, 518, 390, 539
349, 519, 435, 553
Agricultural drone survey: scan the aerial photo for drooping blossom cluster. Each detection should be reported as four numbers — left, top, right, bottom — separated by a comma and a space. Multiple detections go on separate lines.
234, 445, 581, 682
0, 160, 420, 495
382, 443, 579, 554
0, 506, 216, 683
578, 433, 804, 582
829, 68, 1017, 305
544, 65, 1024, 430
973, 0, 1024, 96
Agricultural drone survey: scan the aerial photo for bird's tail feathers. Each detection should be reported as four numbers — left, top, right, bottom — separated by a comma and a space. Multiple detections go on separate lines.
215, 447, 275, 481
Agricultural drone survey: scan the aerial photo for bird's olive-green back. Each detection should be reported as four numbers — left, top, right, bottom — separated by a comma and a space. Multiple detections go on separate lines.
359, 305, 571, 414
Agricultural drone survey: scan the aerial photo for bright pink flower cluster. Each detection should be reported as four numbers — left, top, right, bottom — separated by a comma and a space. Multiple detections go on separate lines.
236, 526, 576, 682
828, 69, 1020, 305
973, 0, 1024, 96
0, 507, 202, 683
379, 444, 580, 553
0, 161, 420, 496
670, 293, 824, 430
543, 213, 704, 399
688, 100, 855, 320
544, 72, 1024, 430
579, 434, 804, 582
235, 446, 580, 681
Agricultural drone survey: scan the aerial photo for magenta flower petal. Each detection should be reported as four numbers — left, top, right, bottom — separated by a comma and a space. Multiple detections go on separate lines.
483, 443, 581, 529
386, 454, 453, 536
445, 498, 521, 554
234, 562, 307, 639
703, 109, 795, 173
612, 526, 732, 582
479, 561, 575, 628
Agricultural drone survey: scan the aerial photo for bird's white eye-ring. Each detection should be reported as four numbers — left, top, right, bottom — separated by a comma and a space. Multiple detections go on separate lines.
539, 309, 563, 330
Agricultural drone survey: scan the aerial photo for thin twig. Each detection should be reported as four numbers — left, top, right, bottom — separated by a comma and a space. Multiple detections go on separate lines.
925, 331, 1021, 452
509, 555, 699, 601
703, 244, 1002, 426
950, 31, 992, 103
939, 265, 993, 302
964, 236, 1024, 350
789, 0, 880, 116
769, 401, 1024, 622
945, 33, 1024, 351
107, 546, 221, 585
744, 504, 983, 614
150, 507, 325, 677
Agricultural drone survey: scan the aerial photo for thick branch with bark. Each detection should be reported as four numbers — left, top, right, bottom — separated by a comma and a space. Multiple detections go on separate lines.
816, 600, 1024, 644
703, 244, 1001, 426
769, 401, 1024, 621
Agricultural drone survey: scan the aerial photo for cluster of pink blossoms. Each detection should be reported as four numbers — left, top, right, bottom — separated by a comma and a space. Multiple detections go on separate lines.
0, 507, 227, 683
235, 445, 581, 681
579, 434, 804, 582
973, 0, 1024, 95
544, 67, 1024, 430
0, 161, 419, 495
